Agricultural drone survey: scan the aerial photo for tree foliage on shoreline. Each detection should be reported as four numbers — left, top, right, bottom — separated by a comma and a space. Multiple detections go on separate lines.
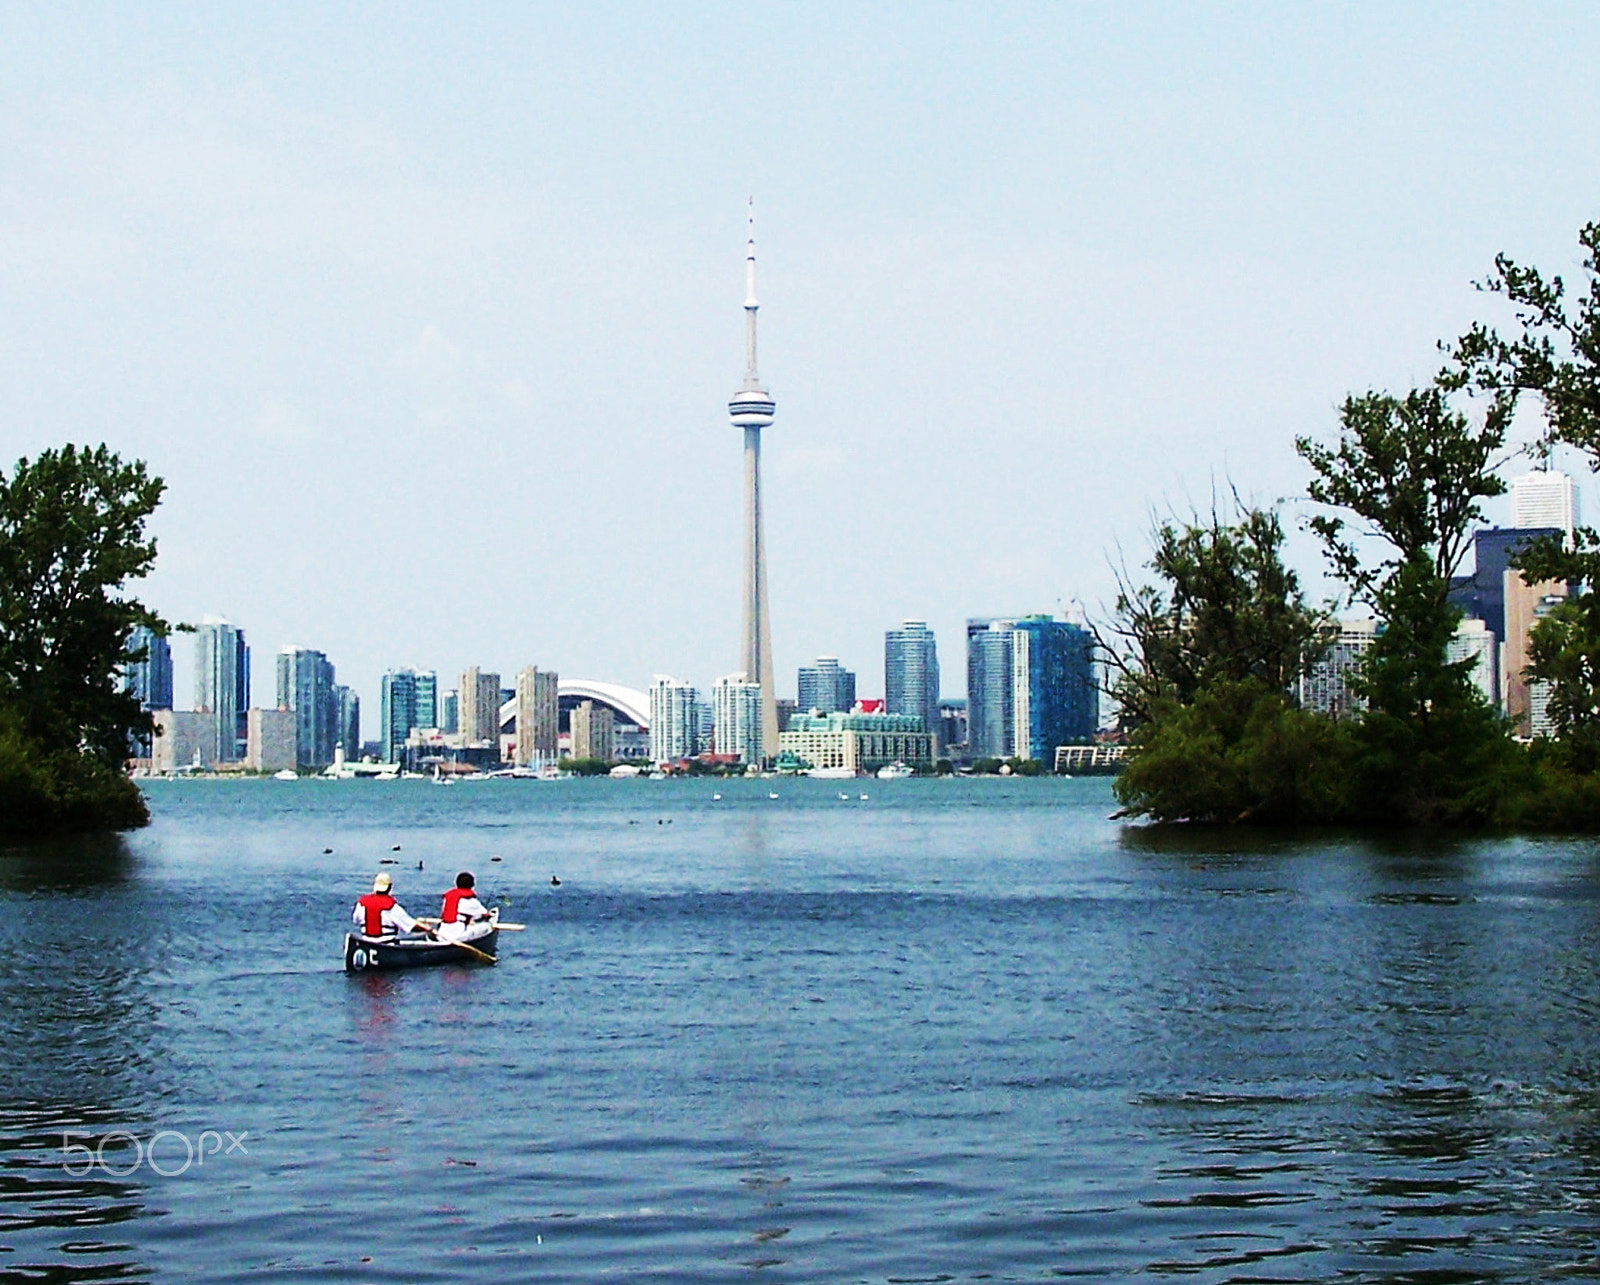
1111, 220, 1600, 829
0, 444, 166, 840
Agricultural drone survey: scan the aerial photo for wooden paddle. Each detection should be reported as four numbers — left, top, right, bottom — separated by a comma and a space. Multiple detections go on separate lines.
493, 923, 527, 931
444, 937, 497, 965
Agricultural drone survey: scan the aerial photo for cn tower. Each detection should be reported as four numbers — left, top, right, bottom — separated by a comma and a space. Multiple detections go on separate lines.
728, 201, 780, 760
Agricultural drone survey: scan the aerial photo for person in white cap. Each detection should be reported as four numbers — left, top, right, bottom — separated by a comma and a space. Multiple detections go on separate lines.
352, 871, 422, 938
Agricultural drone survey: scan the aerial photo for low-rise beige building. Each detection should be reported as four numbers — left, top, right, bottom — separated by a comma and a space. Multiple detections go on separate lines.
778, 711, 933, 773
246, 707, 297, 773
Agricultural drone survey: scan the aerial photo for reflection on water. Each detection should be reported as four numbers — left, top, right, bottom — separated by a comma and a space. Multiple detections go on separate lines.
2, 780, 1600, 1281
0, 833, 136, 892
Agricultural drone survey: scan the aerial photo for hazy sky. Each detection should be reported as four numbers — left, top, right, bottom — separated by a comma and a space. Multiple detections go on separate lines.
3, 3, 1599, 716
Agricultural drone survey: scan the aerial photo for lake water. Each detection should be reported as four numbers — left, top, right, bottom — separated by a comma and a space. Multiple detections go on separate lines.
2, 776, 1598, 1282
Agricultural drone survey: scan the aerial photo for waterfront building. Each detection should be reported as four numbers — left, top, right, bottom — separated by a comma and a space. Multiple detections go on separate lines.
152, 709, 207, 774
380, 669, 418, 765
336, 685, 359, 761
194, 616, 248, 765
886, 621, 941, 751
649, 676, 699, 763
459, 667, 502, 750
713, 673, 764, 764
1512, 469, 1577, 537
123, 625, 172, 757
938, 698, 968, 757
1505, 573, 1567, 736
246, 708, 297, 773
1055, 744, 1127, 774
778, 710, 934, 774
1010, 616, 1096, 761
124, 625, 173, 711
440, 688, 458, 735
569, 700, 614, 762
1299, 619, 1379, 718
966, 619, 1015, 759
776, 697, 797, 733
514, 666, 559, 767
797, 657, 856, 714
1448, 526, 1561, 645
966, 616, 1095, 761
729, 201, 780, 761
415, 671, 438, 731
276, 646, 339, 769
1446, 618, 1497, 708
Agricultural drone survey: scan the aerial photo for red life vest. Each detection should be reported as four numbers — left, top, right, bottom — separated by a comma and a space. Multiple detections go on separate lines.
440, 887, 477, 925
358, 893, 396, 936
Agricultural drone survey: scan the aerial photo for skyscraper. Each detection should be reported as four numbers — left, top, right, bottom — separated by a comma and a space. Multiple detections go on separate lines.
966, 616, 1096, 761
1010, 616, 1097, 760
514, 666, 559, 767
649, 676, 699, 763
415, 670, 438, 731
713, 673, 764, 764
729, 202, 779, 763
124, 625, 173, 711
194, 616, 248, 765
966, 619, 1016, 760
570, 700, 614, 762
380, 669, 418, 765
276, 646, 338, 769
124, 625, 172, 757
1512, 469, 1577, 536
885, 621, 940, 751
797, 657, 856, 714
458, 667, 502, 749
335, 684, 360, 762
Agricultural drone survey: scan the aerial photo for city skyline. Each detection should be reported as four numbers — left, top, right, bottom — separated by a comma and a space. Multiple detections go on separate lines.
3, 8, 1599, 712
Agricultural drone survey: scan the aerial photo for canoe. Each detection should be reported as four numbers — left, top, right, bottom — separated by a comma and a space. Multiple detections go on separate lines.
343, 917, 500, 972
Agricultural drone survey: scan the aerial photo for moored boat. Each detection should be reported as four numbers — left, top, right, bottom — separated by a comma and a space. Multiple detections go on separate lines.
344, 912, 500, 972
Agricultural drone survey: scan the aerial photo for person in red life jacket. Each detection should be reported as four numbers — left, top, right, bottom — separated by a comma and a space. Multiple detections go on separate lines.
435, 871, 490, 941
352, 871, 422, 938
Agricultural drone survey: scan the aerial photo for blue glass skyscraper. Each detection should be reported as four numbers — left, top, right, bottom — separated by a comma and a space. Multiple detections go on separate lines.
967, 616, 1095, 762
381, 670, 418, 766
885, 621, 940, 750
797, 657, 856, 714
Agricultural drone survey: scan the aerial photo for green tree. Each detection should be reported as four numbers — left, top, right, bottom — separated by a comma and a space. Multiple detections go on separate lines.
1107, 503, 1339, 824
1106, 502, 1325, 729
1444, 218, 1600, 458
1443, 217, 1600, 772
0, 444, 166, 836
1297, 386, 1516, 823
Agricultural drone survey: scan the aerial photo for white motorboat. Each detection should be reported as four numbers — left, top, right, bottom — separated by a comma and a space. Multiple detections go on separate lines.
875, 761, 915, 780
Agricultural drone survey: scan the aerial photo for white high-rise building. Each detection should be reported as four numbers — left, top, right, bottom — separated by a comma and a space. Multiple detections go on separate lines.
712, 673, 764, 764
729, 201, 780, 764
1511, 469, 1577, 536
1299, 619, 1378, 719
648, 676, 699, 763
1447, 618, 1497, 707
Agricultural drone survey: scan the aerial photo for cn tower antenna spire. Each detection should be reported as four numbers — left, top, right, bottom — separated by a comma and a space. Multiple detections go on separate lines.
744, 196, 760, 384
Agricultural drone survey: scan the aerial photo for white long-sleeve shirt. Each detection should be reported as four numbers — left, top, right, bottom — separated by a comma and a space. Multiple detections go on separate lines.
352, 898, 419, 937
435, 894, 490, 940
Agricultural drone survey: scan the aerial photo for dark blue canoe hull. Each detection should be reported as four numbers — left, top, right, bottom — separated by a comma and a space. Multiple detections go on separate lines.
343, 928, 499, 972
